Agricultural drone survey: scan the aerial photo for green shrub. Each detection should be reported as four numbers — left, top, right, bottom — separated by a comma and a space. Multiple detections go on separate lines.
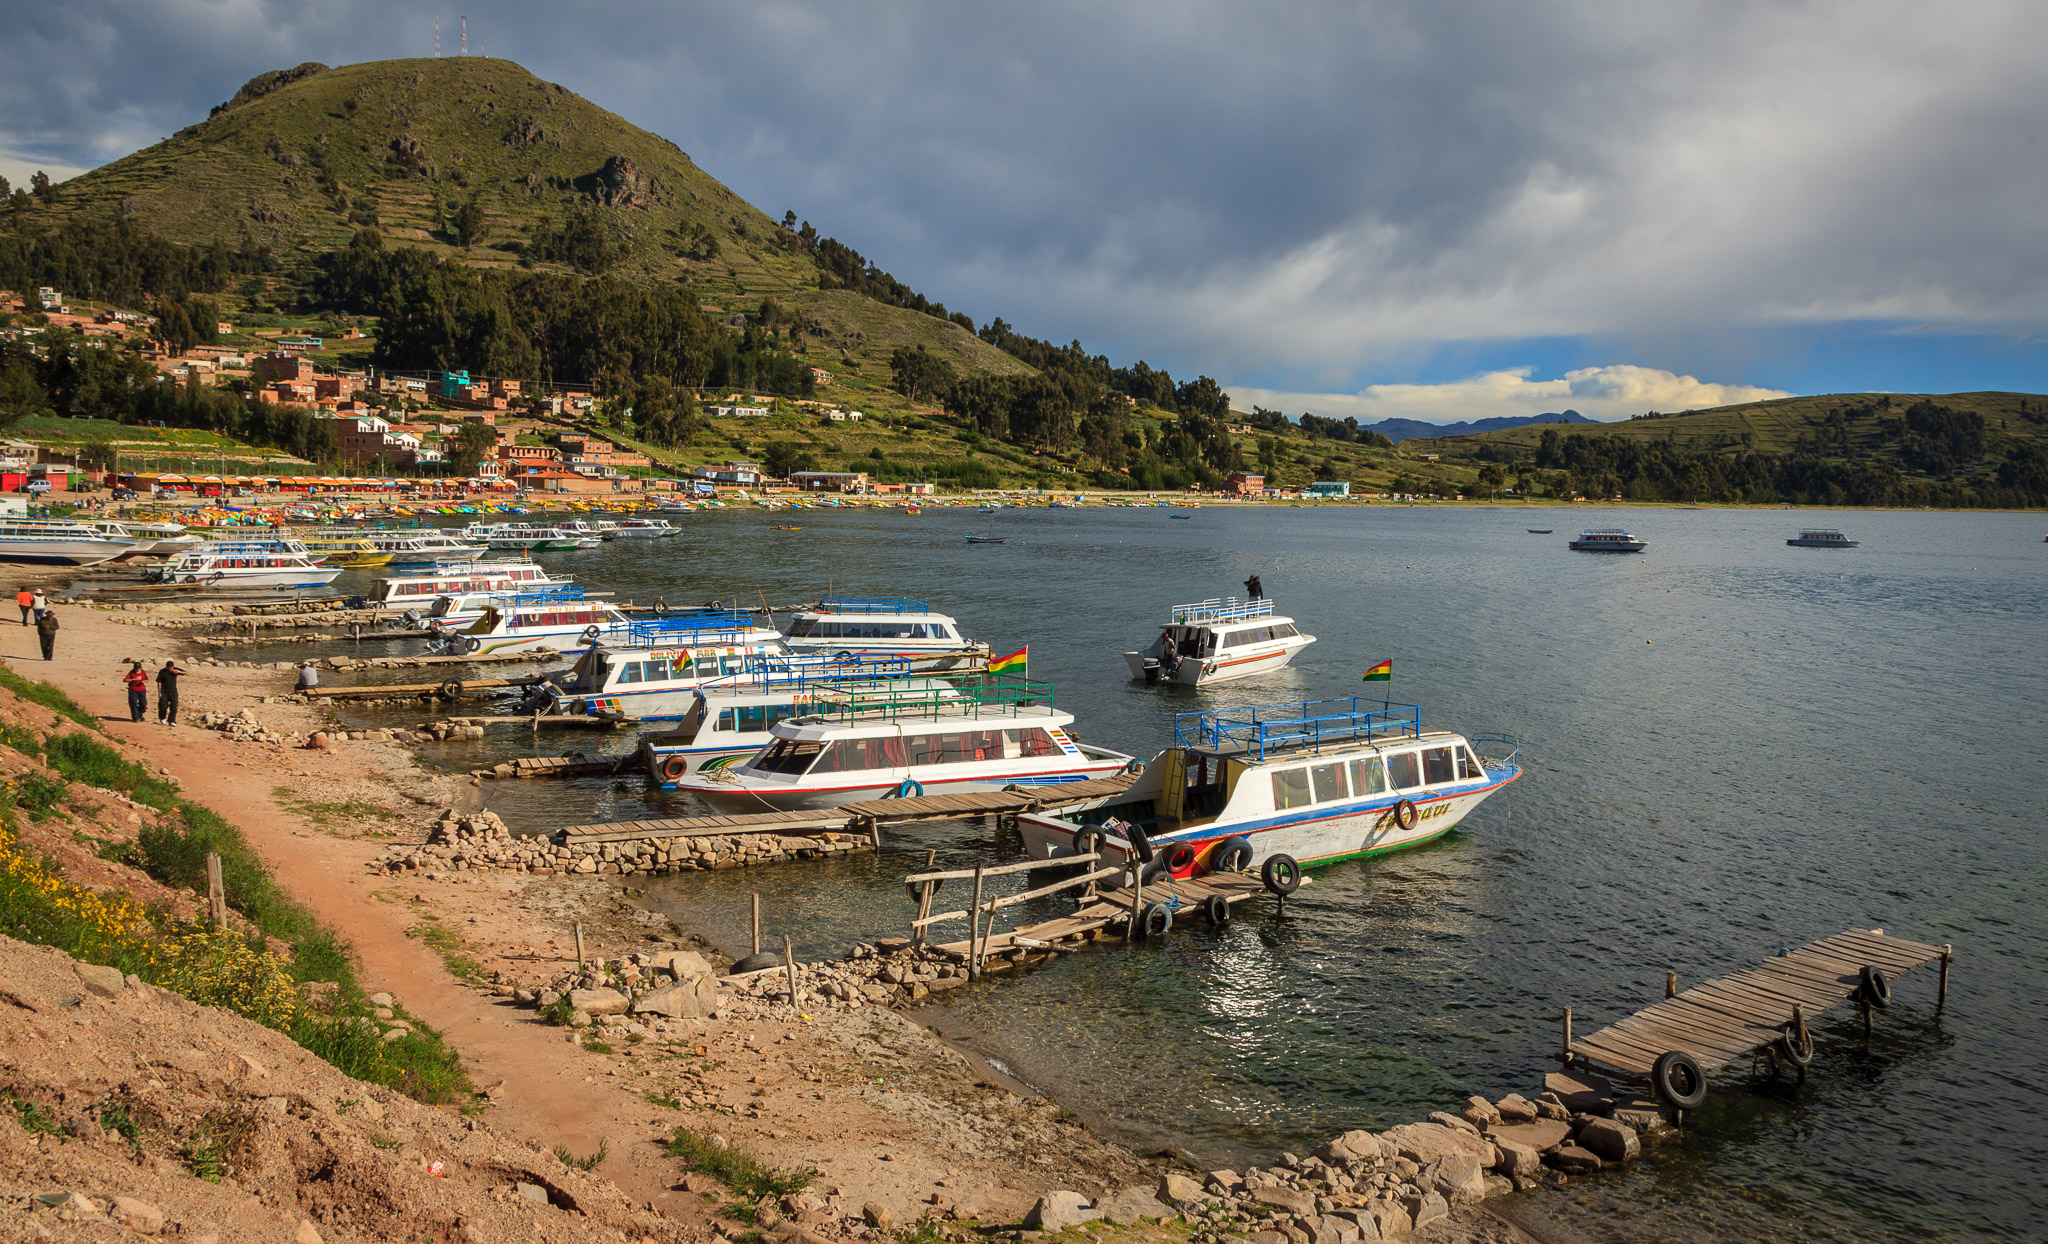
0, 668, 98, 729
663, 1125, 812, 1198
44, 732, 180, 809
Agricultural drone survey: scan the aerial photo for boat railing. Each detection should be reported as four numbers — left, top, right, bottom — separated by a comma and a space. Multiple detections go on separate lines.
175, 539, 310, 557
616, 610, 762, 646
1467, 733, 1522, 776
800, 675, 1053, 722
698, 654, 917, 691
469, 585, 588, 606
1174, 697, 1421, 760
817, 595, 932, 615
1171, 596, 1274, 625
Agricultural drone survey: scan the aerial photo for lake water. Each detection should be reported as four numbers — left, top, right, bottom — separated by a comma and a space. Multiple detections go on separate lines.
329, 503, 2048, 1241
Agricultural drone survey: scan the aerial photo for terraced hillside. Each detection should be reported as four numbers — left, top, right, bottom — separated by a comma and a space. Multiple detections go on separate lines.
35, 57, 1020, 379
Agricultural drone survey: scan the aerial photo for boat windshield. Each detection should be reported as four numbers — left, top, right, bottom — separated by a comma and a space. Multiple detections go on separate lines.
752, 739, 824, 775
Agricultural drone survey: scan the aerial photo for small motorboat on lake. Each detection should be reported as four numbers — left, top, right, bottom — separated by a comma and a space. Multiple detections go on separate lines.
1017, 696, 1520, 885
1125, 596, 1315, 685
1526, 528, 1553, 534
782, 597, 987, 670
1569, 529, 1647, 552
1787, 529, 1859, 548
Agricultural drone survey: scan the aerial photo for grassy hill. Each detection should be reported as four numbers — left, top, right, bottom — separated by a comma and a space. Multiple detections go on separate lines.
36, 56, 1026, 381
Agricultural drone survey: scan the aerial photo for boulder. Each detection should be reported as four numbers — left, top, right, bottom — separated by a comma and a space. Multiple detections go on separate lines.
1487, 1119, 1571, 1153
863, 1204, 892, 1230
1613, 1106, 1668, 1135
1401, 1192, 1448, 1230
1491, 1137, 1541, 1176
1378, 1121, 1492, 1165
109, 1197, 165, 1233
652, 949, 714, 979
1495, 1093, 1539, 1123
516, 1183, 549, 1204
1545, 1145, 1602, 1175
1459, 1095, 1501, 1128
1206, 1169, 1246, 1195
630, 976, 721, 1019
1368, 1202, 1411, 1240
1328, 1210, 1382, 1240
1023, 1190, 1099, 1232
568, 987, 629, 1015
1158, 1172, 1208, 1206
1098, 1187, 1171, 1225
75, 963, 127, 997
1316, 1129, 1393, 1165
1418, 1152, 1485, 1204
1576, 1118, 1640, 1165
1252, 1185, 1317, 1216
1427, 1111, 1481, 1137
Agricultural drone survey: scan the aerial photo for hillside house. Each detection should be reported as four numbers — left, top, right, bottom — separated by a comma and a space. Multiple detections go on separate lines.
1224, 471, 1266, 496
791, 470, 870, 493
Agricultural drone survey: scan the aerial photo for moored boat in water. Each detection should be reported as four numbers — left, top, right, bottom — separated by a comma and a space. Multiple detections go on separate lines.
782, 597, 988, 670
1125, 596, 1314, 685
1787, 529, 1859, 548
1569, 528, 1647, 552
146, 539, 342, 588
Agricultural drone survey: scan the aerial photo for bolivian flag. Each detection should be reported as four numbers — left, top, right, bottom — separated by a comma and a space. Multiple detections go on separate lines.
990, 646, 1028, 676
1362, 659, 1393, 683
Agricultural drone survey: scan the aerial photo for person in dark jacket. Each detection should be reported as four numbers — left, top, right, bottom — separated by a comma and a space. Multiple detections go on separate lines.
156, 659, 189, 725
1244, 574, 1264, 600
34, 609, 59, 660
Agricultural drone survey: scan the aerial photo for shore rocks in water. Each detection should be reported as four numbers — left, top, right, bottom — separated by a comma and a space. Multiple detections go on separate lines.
1576, 1117, 1641, 1164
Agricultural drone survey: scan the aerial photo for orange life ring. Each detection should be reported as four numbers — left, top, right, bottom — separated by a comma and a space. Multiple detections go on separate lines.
660, 755, 689, 781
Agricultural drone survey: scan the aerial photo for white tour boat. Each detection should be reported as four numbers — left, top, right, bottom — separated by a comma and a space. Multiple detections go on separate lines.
614, 518, 678, 539
516, 616, 813, 717
1787, 529, 1859, 548
782, 597, 988, 670
1125, 596, 1315, 685
371, 562, 557, 609
1569, 529, 1647, 552
361, 529, 487, 565
461, 522, 587, 552
428, 587, 633, 655
91, 520, 201, 557
674, 679, 1134, 812
638, 669, 958, 785
1017, 697, 1520, 891
0, 519, 142, 566
147, 540, 343, 588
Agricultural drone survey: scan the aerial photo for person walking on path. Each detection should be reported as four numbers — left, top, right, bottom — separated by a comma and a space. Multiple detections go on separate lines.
15, 587, 30, 626
29, 588, 47, 621
156, 659, 188, 725
122, 659, 149, 722
34, 609, 59, 661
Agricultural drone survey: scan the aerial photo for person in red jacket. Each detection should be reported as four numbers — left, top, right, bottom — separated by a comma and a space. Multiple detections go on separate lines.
122, 659, 148, 723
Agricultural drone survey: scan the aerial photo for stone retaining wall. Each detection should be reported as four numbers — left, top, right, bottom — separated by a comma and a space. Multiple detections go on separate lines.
367, 809, 871, 878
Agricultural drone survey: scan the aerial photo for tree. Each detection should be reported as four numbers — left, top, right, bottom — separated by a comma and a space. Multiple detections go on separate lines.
762, 440, 813, 479
0, 176, 8, 199
450, 421, 499, 475
0, 356, 48, 430
889, 345, 954, 404
29, 171, 53, 205
1478, 463, 1506, 499
450, 193, 488, 249
79, 438, 119, 474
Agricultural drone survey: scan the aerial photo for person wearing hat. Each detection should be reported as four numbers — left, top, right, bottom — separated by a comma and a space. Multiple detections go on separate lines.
29, 588, 46, 621
34, 607, 58, 661
122, 659, 149, 722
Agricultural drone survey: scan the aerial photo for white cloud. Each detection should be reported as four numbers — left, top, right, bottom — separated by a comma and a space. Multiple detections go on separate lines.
1229, 365, 1792, 425
0, 148, 89, 190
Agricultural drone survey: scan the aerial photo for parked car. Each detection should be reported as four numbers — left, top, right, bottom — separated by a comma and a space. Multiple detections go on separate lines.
111, 488, 137, 500
23, 479, 52, 495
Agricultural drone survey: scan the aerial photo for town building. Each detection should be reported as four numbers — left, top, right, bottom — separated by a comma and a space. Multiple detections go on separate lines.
693, 461, 763, 487
790, 470, 870, 493
1224, 472, 1266, 496
1305, 480, 1351, 497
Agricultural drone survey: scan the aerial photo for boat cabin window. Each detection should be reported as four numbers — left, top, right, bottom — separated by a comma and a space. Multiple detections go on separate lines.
1350, 756, 1386, 795
1457, 747, 1483, 780
715, 704, 807, 733
792, 620, 932, 640
1385, 751, 1422, 790
1310, 763, 1348, 803
811, 736, 909, 773
1008, 728, 1060, 758
1272, 768, 1313, 810
1423, 747, 1456, 785
614, 659, 678, 685
750, 739, 823, 775
905, 729, 1012, 765
1272, 622, 1299, 639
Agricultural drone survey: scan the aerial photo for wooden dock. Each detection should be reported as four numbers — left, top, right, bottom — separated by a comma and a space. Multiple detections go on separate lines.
1563, 928, 1953, 1103
926, 870, 1270, 960
304, 674, 549, 700
553, 773, 1137, 842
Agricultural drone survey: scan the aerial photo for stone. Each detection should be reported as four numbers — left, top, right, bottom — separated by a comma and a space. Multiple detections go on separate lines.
1576, 1118, 1640, 1165
1206, 1169, 1246, 1195
1316, 1130, 1393, 1165
1252, 1186, 1317, 1216
1249, 1233, 1291, 1244
1486, 1120, 1571, 1153
1481, 1174, 1513, 1199
232, 1053, 268, 1080
652, 949, 715, 979
1459, 1095, 1501, 1128
1022, 1191, 1099, 1232
75, 964, 127, 997
1543, 1071, 1613, 1114
1495, 1093, 1538, 1123
1099, 1187, 1171, 1225
1426, 1111, 1481, 1137
1377, 1122, 1491, 1166
863, 1204, 892, 1230
1159, 1172, 1208, 1206
630, 976, 721, 1019
368, 992, 395, 1007
108, 1197, 165, 1233
1368, 1200, 1412, 1238
569, 987, 629, 1015
1328, 1210, 1381, 1240
1403, 1192, 1448, 1230
516, 1182, 549, 1204
1545, 1145, 1602, 1175
1491, 1137, 1541, 1176
295, 1221, 325, 1244
1613, 1106, 1668, 1136
1418, 1153, 1485, 1204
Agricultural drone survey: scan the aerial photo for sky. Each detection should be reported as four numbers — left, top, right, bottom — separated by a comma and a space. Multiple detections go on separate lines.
5, 1, 2046, 423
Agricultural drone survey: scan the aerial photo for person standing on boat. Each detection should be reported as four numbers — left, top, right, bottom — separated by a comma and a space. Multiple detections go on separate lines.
122, 659, 149, 722
1244, 574, 1264, 600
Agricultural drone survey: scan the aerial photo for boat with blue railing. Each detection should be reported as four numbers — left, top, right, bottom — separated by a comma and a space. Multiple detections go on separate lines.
1016, 696, 1520, 884
674, 678, 1134, 812
525, 640, 896, 722
782, 597, 989, 670
1124, 595, 1316, 685
425, 585, 640, 655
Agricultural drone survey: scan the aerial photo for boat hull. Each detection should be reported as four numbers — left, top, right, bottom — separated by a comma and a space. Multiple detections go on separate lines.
1125, 635, 1313, 685
1568, 540, 1646, 552
161, 569, 345, 588
680, 755, 1131, 813
0, 538, 141, 566
1786, 539, 1858, 547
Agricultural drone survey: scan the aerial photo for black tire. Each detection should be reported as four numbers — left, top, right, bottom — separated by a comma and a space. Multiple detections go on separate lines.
1204, 895, 1231, 925
1127, 822, 1155, 864
654, 597, 671, 615
905, 877, 943, 905
459, 636, 482, 655
436, 680, 464, 701
1262, 854, 1302, 896
1393, 799, 1419, 831
1072, 829, 1102, 860
1136, 902, 1172, 940
1213, 836, 1254, 873
1651, 1050, 1708, 1110
1164, 843, 1197, 874
729, 952, 782, 975
1859, 965, 1891, 1010
580, 625, 602, 644
1139, 858, 1167, 887
1777, 1024, 1814, 1070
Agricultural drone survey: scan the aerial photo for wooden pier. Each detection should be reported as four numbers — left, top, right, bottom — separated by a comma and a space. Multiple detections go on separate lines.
1563, 928, 1954, 1106
304, 674, 549, 700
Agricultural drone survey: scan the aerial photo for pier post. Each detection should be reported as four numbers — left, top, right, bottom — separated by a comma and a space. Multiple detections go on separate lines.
1938, 946, 1952, 1013
912, 850, 936, 946
1562, 1006, 1572, 1059
574, 922, 585, 969
205, 852, 227, 927
783, 936, 798, 1008
1666, 970, 1677, 999
969, 866, 985, 979
751, 893, 761, 957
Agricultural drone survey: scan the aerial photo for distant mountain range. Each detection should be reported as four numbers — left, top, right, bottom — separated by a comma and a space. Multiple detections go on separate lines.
1364, 410, 1599, 444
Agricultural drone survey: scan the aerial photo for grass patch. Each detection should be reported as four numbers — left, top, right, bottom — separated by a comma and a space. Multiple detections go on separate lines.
538, 994, 574, 1027
406, 917, 486, 985
553, 1138, 608, 1170
98, 1102, 141, 1150
644, 1090, 682, 1110
0, 668, 98, 730
273, 787, 405, 828
8, 771, 69, 818
45, 731, 179, 809
662, 1125, 813, 1199
10, 1095, 60, 1137
368, 1133, 401, 1150
582, 1039, 615, 1055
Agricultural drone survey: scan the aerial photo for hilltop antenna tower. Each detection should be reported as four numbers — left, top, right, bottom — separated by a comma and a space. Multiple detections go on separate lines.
461, 15, 468, 56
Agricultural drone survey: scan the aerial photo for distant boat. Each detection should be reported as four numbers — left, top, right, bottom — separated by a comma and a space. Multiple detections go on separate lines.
1569, 529, 1647, 553
965, 535, 1006, 544
1170, 513, 1193, 520
1787, 529, 1858, 548
773, 524, 802, 531
1526, 528, 1553, 534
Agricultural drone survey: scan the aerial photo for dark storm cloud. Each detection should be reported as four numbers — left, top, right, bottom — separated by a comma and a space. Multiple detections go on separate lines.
6, 1, 2046, 395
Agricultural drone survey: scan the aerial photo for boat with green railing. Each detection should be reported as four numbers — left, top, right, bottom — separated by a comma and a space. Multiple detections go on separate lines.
673, 677, 1134, 812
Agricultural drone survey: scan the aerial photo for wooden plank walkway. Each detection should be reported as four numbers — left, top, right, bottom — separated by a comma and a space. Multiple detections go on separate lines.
926, 870, 1270, 959
1568, 929, 1952, 1079
305, 675, 548, 699
555, 773, 1137, 842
